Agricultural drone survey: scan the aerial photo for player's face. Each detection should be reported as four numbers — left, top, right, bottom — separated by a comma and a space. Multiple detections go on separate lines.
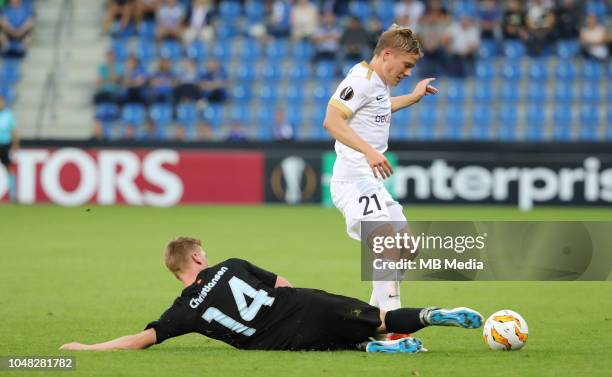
382, 50, 420, 87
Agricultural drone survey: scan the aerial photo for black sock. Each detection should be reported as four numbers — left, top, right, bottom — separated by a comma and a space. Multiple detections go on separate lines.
384, 308, 428, 334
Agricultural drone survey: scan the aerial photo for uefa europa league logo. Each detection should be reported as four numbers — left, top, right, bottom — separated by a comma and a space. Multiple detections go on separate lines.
281, 156, 306, 204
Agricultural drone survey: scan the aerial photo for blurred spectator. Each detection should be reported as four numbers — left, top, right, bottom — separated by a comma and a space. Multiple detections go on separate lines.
580, 13, 608, 61
140, 117, 160, 140
94, 50, 124, 105
366, 18, 383, 50
0, 0, 34, 58
272, 108, 294, 141
393, 0, 425, 31
183, 0, 216, 44
312, 12, 342, 63
134, 0, 160, 25
502, 0, 529, 41
227, 120, 247, 142
103, 0, 133, 35
122, 55, 148, 105
553, 0, 583, 41
266, 0, 291, 38
149, 58, 176, 103
290, 0, 318, 41
156, 0, 185, 41
525, 0, 555, 56
196, 120, 214, 141
200, 59, 228, 104
174, 59, 202, 103
478, 0, 502, 40
340, 17, 369, 64
445, 15, 480, 78
417, 0, 451, 77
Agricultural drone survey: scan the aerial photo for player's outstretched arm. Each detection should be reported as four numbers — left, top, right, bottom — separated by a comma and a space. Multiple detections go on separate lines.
390, 78, 438, 112
324, 106, 393, 179
59, 328, 156, 351
275, 275, 293, 288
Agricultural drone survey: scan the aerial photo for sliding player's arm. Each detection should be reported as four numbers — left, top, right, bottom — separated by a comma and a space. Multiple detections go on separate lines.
59, 328, 156, 351
390, 78, 438, 113
323, 106, 393, 179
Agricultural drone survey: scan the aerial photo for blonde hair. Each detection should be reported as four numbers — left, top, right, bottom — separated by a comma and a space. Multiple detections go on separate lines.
164, 237, 203, 274
373, 24, 423, 57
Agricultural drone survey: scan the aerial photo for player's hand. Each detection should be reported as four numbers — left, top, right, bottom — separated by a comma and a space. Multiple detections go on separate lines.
365, 149, 393, 179
59, 342, 90, 351
412, 78, 438, 100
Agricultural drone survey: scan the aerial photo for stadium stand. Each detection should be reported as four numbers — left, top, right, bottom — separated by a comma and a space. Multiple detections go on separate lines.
5, 0, 609, 142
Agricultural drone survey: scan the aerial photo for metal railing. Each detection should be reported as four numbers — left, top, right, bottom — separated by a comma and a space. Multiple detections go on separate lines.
35, 0, 74, 137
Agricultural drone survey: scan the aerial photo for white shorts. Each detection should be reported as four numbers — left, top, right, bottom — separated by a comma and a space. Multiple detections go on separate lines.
330, 178, 407, 241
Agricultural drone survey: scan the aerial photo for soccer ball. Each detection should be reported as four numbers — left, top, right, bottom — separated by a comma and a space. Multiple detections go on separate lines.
483, 310, 529, 351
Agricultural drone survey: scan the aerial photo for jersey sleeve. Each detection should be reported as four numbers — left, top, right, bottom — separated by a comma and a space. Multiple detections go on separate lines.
227, 258, 278, 288
328, 77, 371, 118
144, 299, 193, 344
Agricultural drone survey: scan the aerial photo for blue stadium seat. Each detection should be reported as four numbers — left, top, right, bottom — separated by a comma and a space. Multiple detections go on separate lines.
555, 61, 577, 80
219, 1, 242, 20
552, 123, 572, 140
416, 123, 436, 140
478, 40, 498, 60
287, 64, 311, 81
159, 40, 182, 60
136, 40, 157, 65
185, 41, 207, 62
137, 20, 156, 40
556, 40, 580, 59
265, 40, 289, 59
580, 83, 600, 102
292, 41, 314, 60
499, 81, 520, 102
526, 82, 547, 103
472, 104, 492, 128
257, 84, 279, 103
553, 82, 574, 102
245, 0, 264, 22
500, 62, 521, 80
235, 65, 256, 82
211, 43, 231, 60
475, 61, 495, 81
528, 59, 549, 82
216, 20, 238, 42
236, 39, 262, 60
314, 62, 336, 80
286, 104, 304, 125
95, 103, 120, 122
472, 82, 494, 102
110, 40, 130, 61
418, 102, 438, 128
0, 63, 20, 86
149, 103, 173, 139
121, 104, 146, 127
525, 105, 546, 140
552, 105, 572, 141
312, 82, 332, 105
176, 102, 198, 138
260, 64, 282, 81
497, 105, 518, 140
349, 0, 370, 22
581, 60, 603, 82
284, 85, 305, 104
231, 83, 253, 102
445, 80, 466, 103
228, 105, 250, 124
579, 105, 599, 128
586, 0, 606, 18
391, 110, 410, 139
503, 40, 526, 59
372, 1, 394, 25
202, 104, 224, 128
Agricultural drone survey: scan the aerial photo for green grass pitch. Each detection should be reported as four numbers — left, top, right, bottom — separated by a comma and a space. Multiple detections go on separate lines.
1, 205, 611, 377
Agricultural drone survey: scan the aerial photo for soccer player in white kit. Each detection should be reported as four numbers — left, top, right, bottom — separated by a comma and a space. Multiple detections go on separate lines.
323, 25, 438, 337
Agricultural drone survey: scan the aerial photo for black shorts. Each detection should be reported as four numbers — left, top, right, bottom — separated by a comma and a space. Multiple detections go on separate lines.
287, 289, 381, 350
0, 144, 10, 167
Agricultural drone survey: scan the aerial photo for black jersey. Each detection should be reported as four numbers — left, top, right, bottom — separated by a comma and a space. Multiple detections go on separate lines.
145, 258, 381, 350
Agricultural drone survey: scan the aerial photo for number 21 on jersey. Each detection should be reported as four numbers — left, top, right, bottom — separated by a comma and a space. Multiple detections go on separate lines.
202, 277, 275, 336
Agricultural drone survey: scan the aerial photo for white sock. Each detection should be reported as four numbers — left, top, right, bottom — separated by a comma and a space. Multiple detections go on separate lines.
371, 280, 401, 312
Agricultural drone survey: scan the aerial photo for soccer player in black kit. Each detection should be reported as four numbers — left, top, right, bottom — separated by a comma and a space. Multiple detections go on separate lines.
61, 237, 483, 353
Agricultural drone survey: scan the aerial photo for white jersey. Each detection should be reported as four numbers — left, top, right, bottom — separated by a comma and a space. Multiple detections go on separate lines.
328, 61, 392, 181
